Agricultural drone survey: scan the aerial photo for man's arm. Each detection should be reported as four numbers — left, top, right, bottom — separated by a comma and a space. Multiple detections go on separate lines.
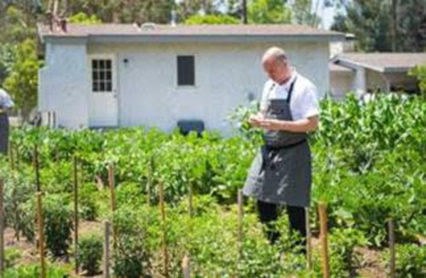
257, 115, 319, 132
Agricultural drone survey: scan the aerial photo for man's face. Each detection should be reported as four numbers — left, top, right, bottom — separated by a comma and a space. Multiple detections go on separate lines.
262, 58, 287, 83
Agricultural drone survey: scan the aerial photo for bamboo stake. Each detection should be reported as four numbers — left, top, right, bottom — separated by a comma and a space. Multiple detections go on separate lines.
33, 146, 41, 192
237, 189, 244, 244
107, 163, 117, 246
73, 155, 79, 274
36, 192, 46, 278
306, 207, 312, 270
318, 203, 330, 278
388, 219, 396, 278
104, 221, 111, 278
0, 179, 4, 275
159, 182, 169, 278
182, 254, 191, 278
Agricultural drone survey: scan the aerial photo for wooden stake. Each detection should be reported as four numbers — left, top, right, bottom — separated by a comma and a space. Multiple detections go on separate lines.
388, 219, 396, 278
182, 254, 191, 278
159, 182, 169, 278
36, 192, 46, 278
33, 145, 41, 192
104, 221, 111, 278
318, 203, 330, 278
107, 163, 117, 246
237, 189, 244, 244
0, 179, 4, 275
306, 207, 312, 270
73, 155, 79, 274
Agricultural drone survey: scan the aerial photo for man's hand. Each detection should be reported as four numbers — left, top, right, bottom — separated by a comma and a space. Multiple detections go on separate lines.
257, 118, 284, 131
248, 113, 264, 128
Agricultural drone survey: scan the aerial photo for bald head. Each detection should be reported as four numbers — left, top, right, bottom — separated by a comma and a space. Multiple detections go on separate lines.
261, 47, 291, 84
262, 47, 288, 65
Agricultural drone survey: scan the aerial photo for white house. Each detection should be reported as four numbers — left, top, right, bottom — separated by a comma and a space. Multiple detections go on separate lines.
329, 53, 426, 99
37, 23, 344, 132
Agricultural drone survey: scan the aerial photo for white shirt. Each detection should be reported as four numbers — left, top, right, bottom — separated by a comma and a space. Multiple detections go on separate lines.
260, 70, 320, 121
0, 89, 14, 108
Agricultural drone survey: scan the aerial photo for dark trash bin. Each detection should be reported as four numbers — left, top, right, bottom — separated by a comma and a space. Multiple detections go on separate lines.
177, 120, 204, 136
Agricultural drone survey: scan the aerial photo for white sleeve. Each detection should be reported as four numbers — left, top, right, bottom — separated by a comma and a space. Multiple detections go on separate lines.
0, 90, 14, 108
298, 83, 320, 119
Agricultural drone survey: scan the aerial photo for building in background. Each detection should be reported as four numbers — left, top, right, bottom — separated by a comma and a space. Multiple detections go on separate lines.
37, 23, 343, 131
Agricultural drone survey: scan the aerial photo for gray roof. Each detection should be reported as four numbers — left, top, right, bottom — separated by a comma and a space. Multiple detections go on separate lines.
332, 52, 426, 73
38, 23, 345, 44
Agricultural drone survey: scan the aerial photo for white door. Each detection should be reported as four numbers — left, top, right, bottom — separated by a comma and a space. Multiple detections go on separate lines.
88, 55, 118, 127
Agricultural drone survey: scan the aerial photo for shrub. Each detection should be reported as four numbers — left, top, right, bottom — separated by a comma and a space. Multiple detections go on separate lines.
77, 233, 103, 276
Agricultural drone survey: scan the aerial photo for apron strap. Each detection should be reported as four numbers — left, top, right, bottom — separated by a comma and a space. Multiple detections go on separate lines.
286, 76, 297, 104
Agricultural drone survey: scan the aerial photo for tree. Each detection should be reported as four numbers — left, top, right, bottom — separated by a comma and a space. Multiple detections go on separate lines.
330, 0, 426, 52
3, 39, 41, 121
247, 0, 292, 24
68, 12, 102, 24
291, 0, 321, 27
185, 14, 239, 25
409, 64, 426, 96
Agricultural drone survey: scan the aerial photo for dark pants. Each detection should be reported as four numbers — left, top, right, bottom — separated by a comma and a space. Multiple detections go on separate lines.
257, 200, 306, 252
0, 113, 9, 155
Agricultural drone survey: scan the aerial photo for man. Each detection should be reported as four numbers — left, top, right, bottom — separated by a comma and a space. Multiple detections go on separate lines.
0, 88, 14, 155
242, 47, 319, 252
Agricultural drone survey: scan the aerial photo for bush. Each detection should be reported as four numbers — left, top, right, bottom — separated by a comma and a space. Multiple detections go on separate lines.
113, 207, 151, 278
44, 194, 73, 258
79, 183, 99, 221
383, 243, 426, 278
77, 234, 103, 276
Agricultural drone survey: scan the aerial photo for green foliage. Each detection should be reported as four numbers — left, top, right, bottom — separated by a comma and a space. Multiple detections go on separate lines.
68, 12, 102, 24
3, 263, 70, 278
184, 14, 239, 25
248, 0, 292, 24
3, 39, 41, 121
383, 244, 426, 278
77, 233, 103, 276
4, 248, 22, 268
113, 206, 152, 278
409, 64, 426, 95
43, 194, 73, 258
330, 0, 426, 52
79, 183, 99, 221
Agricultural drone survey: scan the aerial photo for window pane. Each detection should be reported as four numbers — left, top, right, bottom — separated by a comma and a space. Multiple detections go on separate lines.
93, 71, 99, 82
99, 82, 105, 91
100, 60, 105, 68
100, 71, 105, 80
92, 60, 98, 70
177, 56, 195, 86
106, 82, 112, 92
106, 71, 112, 81
93, 82, 99, 92
106, 60, 111, 69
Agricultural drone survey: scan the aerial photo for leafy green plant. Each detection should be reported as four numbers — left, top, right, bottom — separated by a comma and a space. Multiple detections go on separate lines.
43, 194, 73, 258
77, 233, 103, 276
79, 183, 99, 221
383, 243, 426, 278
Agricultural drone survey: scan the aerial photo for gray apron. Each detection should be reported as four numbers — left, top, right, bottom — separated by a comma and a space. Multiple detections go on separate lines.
0, 112, 9, 155
243, 78, 312, 207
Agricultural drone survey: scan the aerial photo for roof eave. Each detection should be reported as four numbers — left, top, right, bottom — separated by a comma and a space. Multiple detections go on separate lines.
40, 33, 345, 44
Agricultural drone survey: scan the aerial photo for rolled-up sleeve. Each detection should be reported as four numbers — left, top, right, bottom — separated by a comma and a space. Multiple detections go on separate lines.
298, 84, 319, 119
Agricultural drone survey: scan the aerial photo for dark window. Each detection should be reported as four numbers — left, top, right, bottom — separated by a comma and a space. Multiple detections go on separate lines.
91, 59, 113, 92
177, 56, 195, 86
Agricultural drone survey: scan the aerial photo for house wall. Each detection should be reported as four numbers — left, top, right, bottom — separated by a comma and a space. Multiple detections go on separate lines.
39, 42, 90, 129
39, 40, 330, 131
329, 71, 355, 100
87, 41, 329, 132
